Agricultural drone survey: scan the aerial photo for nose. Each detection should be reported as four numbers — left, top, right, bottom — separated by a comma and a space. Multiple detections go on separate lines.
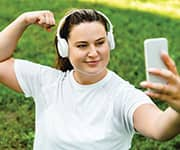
87, 45, 98, 57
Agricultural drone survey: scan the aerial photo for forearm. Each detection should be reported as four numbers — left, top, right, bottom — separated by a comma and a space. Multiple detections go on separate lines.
0, 14, 28, 61
155, 107, 180, 141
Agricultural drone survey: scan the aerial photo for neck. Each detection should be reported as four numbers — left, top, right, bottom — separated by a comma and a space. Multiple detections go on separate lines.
73, 69, 108, 85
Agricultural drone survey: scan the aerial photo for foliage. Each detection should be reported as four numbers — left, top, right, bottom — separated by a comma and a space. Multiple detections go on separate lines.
0, 0, 179, 149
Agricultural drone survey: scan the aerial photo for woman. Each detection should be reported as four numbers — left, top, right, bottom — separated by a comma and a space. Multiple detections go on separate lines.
0, 9, 179, 150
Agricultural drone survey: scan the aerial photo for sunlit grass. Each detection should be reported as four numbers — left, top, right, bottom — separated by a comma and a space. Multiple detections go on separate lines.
79, 0, 180, 19
0, 0, 180, 149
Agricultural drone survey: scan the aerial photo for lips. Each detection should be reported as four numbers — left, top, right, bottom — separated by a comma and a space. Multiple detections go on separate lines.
86, 60, 100, 66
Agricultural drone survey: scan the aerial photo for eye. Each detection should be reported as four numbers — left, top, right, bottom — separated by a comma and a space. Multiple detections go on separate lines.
96, 40, 105, 46
77, 44, 87, 48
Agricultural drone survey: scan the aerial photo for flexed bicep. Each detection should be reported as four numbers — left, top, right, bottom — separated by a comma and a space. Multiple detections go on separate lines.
0, 10, 56, 62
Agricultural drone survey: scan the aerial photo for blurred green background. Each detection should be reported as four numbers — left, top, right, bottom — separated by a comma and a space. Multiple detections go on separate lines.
0, 0, 179, 149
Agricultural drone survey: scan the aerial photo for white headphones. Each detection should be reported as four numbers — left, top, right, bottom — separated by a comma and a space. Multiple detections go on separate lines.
56, 10, 115, 58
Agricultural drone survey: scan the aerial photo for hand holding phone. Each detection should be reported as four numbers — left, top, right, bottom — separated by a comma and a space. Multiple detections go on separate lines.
144, 38, 168, 84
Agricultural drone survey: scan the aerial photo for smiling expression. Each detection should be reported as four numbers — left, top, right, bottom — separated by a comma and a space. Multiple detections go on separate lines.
68, 21, 110, 84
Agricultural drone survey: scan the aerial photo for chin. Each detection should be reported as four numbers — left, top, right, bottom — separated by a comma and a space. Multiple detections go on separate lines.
75, 67, 107, 77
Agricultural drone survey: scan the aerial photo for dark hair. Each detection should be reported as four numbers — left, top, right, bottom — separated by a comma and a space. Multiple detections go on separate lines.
54, 9, 108, 71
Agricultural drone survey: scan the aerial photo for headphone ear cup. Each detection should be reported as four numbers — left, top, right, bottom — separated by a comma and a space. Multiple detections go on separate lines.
107, 32, 115, 50
57, 37, 68, 57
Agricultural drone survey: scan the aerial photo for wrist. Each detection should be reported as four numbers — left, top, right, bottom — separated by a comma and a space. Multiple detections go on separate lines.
17, 13, 31, 28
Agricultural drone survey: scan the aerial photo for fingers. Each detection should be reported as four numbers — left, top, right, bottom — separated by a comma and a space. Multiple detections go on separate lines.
161, 52, 178, 75
148, 68, 177, 84
140, 81, 175, 95
22, 10, 56, 31
36, 11, 55, 31
140, 77, 180, 100
141, 51, 180, 112
144, 89, 180, 112
144, 90, 173, 101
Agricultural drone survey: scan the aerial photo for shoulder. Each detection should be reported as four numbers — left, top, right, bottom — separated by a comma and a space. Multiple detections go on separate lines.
107, 70, 152, 105
14, 59, 67, 84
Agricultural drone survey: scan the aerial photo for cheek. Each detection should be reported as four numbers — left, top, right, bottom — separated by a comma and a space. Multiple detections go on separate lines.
68, 48, 83, 65
103, 44, 110, 59
68, 49, 76, 64
105, 51, 110, 64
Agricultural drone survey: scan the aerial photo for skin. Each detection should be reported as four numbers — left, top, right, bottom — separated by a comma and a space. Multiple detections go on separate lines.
68, 22, 110, 84
0, 10, 179, 142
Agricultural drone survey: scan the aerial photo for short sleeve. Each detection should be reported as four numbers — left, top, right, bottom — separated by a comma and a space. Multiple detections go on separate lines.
14, 59, 62, 98
14, 59, 42, 97
114, 84, 155, 136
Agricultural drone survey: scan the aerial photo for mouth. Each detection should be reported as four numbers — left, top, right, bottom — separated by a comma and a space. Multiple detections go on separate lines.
85, 60, 100, 66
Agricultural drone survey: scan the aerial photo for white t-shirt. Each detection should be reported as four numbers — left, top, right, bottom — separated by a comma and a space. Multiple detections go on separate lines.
14, 59, 154, 150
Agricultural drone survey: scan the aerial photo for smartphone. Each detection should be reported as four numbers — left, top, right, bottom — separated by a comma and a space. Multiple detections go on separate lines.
144, 38, 168, 84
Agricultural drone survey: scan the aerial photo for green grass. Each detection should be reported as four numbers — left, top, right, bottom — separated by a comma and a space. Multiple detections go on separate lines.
0, 0, 180, 149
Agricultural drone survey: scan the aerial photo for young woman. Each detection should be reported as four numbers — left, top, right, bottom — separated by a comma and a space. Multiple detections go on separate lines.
0, 9, 179, 150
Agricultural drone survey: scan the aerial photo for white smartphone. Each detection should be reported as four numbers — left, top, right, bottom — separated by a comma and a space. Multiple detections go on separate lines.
144, 38, 168, 84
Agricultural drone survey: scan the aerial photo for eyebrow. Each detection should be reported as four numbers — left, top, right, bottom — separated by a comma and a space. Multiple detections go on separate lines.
75, 37, 106, 44
96, 37, 106, 41
75, 41, 87, 44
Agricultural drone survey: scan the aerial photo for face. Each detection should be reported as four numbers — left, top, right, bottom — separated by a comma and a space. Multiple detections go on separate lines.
68, 21, 110, 83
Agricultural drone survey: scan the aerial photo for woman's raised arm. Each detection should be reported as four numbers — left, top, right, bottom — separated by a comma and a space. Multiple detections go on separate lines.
0, 10, 55, 92
0, 10, 55, 62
